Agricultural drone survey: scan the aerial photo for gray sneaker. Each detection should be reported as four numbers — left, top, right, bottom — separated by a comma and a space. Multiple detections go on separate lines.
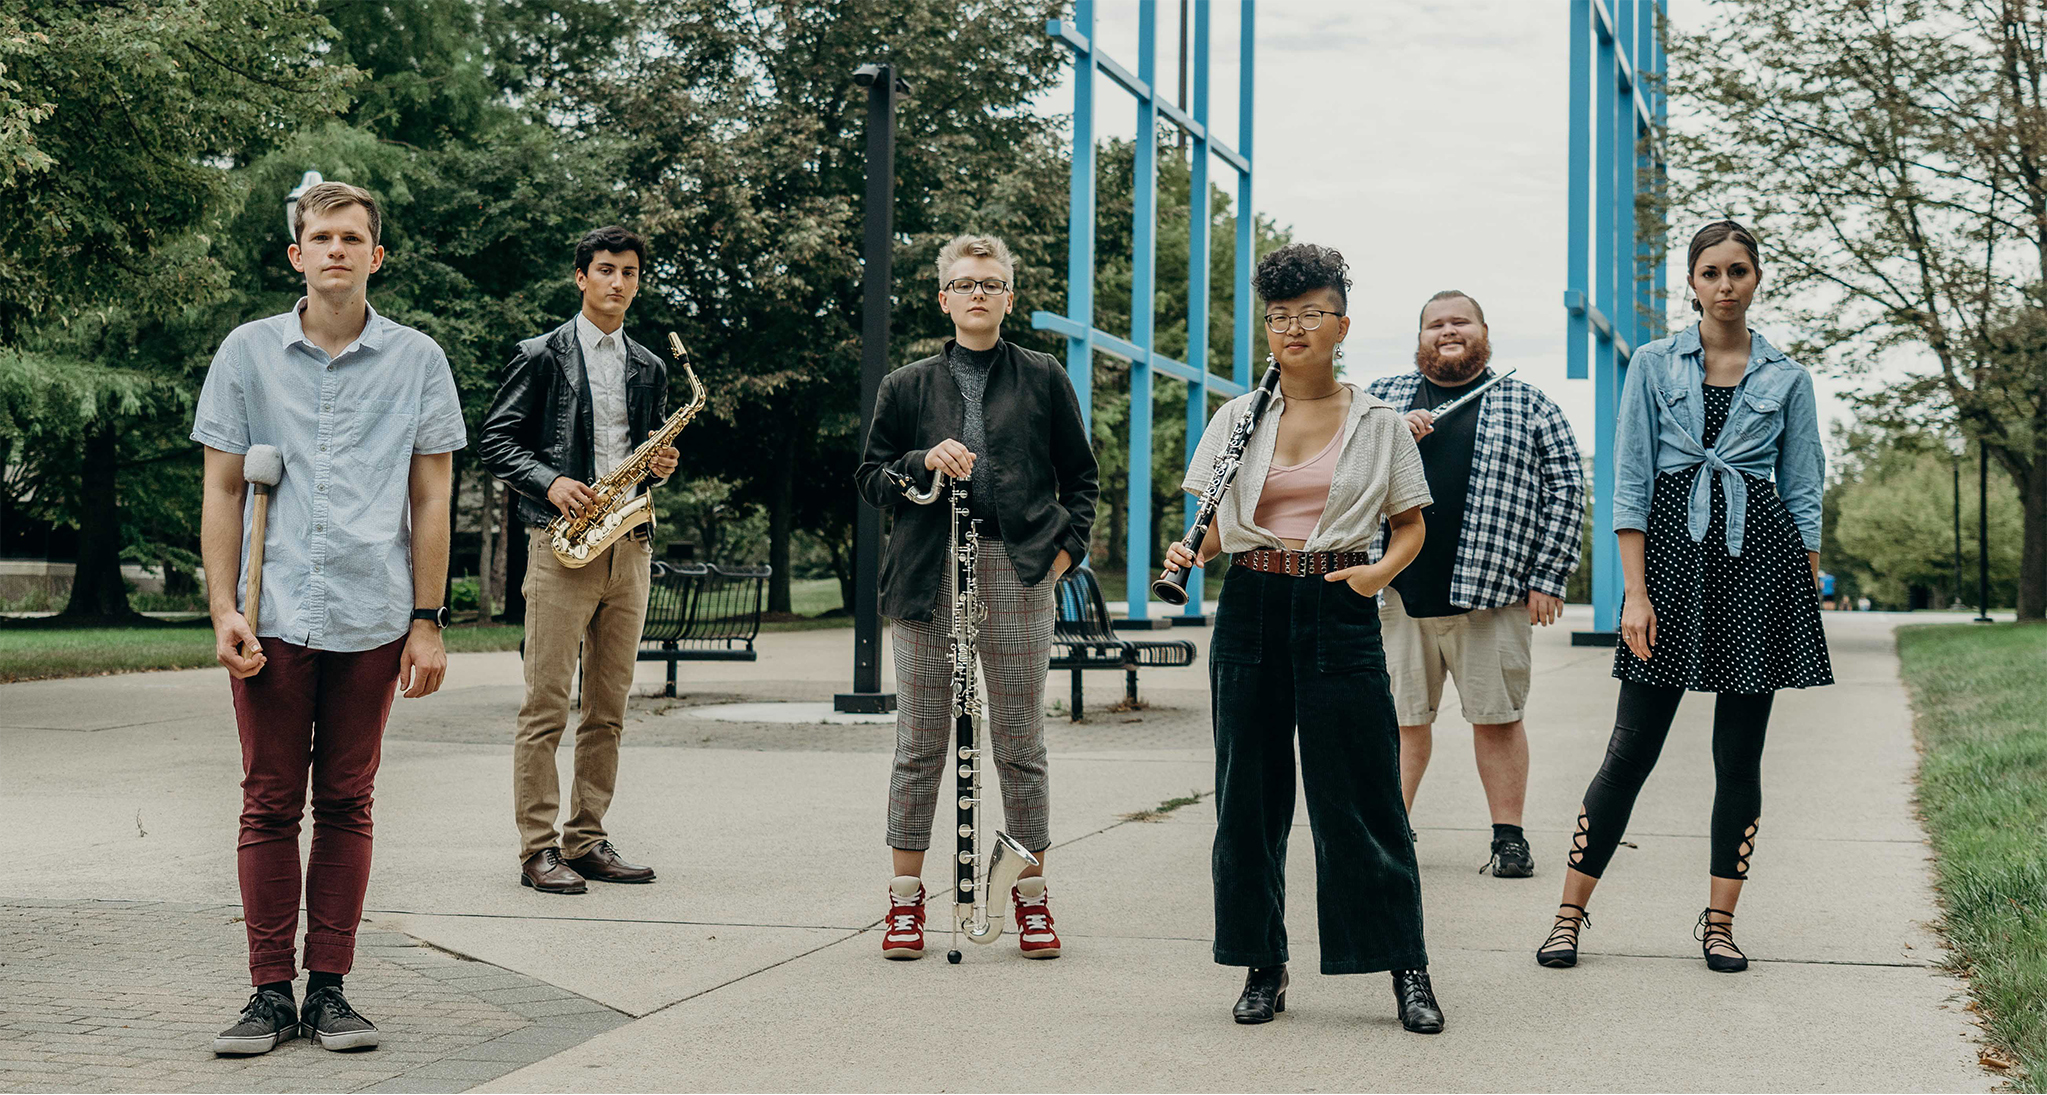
212, 990, 298, 1055
301, 985, 380, 1051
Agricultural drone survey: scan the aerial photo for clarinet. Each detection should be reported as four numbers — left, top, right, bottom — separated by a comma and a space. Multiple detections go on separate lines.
884, 466, 1039, 962
1153, 360, 1284, 605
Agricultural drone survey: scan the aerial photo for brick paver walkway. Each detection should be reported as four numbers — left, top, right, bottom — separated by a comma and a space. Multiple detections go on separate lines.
0, 900, 625, 1093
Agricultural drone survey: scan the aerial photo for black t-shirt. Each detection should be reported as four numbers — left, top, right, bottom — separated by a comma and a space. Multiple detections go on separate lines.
1388, 372, 1487, 618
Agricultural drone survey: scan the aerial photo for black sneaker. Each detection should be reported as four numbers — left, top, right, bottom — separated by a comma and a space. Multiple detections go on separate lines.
212, 989, 298, 1055
1482, 832, 1536, 877
301, 985, 380, 1051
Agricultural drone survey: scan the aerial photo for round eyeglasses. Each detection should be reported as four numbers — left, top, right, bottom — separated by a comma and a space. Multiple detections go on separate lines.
1264, 309, 1343, 333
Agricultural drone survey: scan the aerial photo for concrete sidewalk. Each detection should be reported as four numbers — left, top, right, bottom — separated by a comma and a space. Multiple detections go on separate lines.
0, 608, 1994, 1092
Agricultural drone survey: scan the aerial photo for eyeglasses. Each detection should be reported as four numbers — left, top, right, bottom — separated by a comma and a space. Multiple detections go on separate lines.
1264, 309, 1343, 333
944, 277, 1012, 296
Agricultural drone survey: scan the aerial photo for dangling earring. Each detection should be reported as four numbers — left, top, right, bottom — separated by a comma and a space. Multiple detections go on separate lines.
1336, 344, 1346, 362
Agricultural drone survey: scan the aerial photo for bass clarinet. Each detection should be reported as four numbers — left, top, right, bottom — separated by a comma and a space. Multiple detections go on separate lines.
883, 467, 1038, 963
1153, 359, 1283, 605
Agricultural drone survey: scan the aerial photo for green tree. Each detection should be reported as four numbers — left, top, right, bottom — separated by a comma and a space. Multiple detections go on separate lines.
1666, 0, 2047, 619
0, 0, 353, 621
573, 0, 1070, 612
1829, 426, 2023, 609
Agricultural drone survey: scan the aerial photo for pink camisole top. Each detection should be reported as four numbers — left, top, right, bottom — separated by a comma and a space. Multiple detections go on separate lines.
1253, 426, 1343, 541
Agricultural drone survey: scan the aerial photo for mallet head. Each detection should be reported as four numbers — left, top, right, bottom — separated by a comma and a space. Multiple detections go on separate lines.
243, 444, 284, 490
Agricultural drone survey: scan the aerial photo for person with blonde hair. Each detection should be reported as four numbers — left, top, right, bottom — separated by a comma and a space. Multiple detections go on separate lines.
854, 233, 1097, 960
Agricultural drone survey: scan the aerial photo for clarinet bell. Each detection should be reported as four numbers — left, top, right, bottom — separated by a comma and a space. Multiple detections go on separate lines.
1152, 567, 1192, 605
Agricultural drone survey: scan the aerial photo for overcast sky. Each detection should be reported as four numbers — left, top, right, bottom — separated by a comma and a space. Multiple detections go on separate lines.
1032, 0, 1875, 457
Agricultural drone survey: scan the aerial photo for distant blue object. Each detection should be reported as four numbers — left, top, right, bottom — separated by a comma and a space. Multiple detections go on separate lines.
1038, 1, 1255, 623
1568, 0, 1666, 637
1821, 572, 1835, 597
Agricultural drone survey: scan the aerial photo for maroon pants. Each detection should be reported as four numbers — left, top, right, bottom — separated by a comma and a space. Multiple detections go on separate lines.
229, 635, 404, 985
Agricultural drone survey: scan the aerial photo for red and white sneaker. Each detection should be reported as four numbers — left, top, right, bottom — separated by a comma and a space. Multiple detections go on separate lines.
882, 876, 926, 960
1013, 877, 1060, 958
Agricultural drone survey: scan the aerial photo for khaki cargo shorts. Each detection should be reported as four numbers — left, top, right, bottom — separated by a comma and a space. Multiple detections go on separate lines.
1380, 586, 1532, 726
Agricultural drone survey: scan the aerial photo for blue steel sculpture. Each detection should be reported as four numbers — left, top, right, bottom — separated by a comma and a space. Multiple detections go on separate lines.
1036, 0, 1256, 624
1565, 0, 1666, 640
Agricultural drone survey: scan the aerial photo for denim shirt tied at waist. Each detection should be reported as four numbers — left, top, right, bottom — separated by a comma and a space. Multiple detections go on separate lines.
1611, 325, 1825, 557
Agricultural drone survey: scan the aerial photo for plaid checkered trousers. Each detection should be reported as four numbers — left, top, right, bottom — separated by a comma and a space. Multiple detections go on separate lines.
1364, 372, 1586, 609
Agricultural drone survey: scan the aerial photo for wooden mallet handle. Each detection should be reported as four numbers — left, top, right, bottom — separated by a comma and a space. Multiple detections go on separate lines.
244, 486, 270, 647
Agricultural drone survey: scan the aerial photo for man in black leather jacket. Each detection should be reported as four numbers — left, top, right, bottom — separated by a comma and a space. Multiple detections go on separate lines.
479, 225, 679, 895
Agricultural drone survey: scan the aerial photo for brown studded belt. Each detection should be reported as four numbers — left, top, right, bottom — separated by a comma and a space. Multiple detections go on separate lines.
1231, 548, 1372, 578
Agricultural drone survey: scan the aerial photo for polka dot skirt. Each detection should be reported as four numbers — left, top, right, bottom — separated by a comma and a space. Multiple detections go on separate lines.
1614, 385, 1834, 693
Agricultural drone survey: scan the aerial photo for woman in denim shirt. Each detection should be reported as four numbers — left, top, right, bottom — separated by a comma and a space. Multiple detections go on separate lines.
1538, 221, 1833, 975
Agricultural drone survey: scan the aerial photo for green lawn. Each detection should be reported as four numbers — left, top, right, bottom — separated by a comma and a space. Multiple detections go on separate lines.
1897, 622, 2047, 1087
0, 623, 526, 683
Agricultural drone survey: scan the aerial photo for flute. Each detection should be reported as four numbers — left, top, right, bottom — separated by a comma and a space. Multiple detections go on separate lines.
1419, 367, 1516, 423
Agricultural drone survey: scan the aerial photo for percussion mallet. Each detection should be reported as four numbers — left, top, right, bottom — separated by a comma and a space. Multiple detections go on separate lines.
241, 444, 284, 657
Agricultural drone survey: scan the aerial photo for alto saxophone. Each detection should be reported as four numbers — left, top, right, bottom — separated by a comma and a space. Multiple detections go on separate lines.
549, 333, 707, 568
885, 466, 1039, 962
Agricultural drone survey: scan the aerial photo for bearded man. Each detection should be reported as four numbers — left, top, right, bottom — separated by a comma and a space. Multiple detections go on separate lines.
1365, 290, 1585, 878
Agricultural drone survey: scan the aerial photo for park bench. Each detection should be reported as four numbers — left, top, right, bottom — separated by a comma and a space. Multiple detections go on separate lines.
1049, 565, 1195, 721
637, 561, 770, 697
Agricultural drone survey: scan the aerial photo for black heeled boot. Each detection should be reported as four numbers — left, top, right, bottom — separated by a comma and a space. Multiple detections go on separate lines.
1391, 968, 1445, 1034
1232, 966, 1288, 1024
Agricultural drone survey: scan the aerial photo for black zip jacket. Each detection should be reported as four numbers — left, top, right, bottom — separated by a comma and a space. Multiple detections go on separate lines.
855, 340, 1098, 623
478, 317, 670, 530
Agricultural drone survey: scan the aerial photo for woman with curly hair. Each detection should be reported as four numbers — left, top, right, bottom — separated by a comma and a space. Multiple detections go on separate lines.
1535, 220, 1831, 975
1165, 243, 1444, 1033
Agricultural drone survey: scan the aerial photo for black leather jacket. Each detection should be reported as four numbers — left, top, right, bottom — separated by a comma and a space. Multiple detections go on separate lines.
855, 340, 1098, 622
479, 317, 670, 530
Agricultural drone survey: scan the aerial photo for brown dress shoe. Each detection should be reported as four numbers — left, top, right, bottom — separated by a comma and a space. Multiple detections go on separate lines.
563, 840, 656, 884
520, 848, 587, 894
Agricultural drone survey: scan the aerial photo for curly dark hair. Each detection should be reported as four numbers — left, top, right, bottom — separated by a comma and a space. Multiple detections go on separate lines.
1254, 243, 1350, 308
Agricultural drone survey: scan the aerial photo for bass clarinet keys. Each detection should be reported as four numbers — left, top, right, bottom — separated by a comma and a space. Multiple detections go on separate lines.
884, 466, 1040, 962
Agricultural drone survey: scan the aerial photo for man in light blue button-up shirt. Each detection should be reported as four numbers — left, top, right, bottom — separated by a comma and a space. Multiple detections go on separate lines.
192, 182, 466, 1055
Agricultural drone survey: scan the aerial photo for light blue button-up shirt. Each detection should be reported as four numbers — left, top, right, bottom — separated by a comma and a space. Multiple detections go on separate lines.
1611, 325, 1825, 557
191, 299, 468, 652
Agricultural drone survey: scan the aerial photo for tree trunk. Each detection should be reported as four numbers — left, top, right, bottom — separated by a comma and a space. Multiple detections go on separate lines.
2020, 459, 2045, 620
767, 432, 795, 613
61, 418, 136, 621
490, 487, 512, 622
476, 476, 496, 623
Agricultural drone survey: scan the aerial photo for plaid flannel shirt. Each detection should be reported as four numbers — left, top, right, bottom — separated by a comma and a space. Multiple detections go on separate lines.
1365, 371, 1585, 609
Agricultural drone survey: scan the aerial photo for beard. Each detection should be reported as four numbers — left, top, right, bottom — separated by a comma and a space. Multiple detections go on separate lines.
1415, 335, 1492, 384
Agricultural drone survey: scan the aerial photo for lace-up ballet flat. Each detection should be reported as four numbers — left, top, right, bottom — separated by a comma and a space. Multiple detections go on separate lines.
1695, 907, 1748, 973
1537, 903, 1590, 968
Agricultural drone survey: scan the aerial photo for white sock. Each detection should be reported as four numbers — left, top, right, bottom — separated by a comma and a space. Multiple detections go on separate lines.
889, 875, 922, 899
1015, 876, 1047, 901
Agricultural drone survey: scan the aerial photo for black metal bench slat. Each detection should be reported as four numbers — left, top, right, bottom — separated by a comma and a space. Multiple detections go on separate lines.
634, 561, 770, 696
1048, 565, 1193, 720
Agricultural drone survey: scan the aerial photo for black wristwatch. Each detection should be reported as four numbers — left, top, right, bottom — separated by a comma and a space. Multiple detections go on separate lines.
412, 606, 450, 629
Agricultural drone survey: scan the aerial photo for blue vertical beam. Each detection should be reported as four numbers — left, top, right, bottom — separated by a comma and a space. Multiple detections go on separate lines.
1126, 2, 1160, 621
1618, 0, 1637, 359
1065, 1, 1098, 429
1234, 0, 1255, 391
1591, 2, 1621, 634
1651, 1, 1667, 341
1182, 0, 1213, 617
1566, 0, 1589, 385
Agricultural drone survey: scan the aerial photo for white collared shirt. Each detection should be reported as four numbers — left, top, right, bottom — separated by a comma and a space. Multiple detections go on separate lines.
574, 311, 634, 484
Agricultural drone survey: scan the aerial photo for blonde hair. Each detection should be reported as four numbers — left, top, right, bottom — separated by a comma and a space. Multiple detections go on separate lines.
935, 234, 1016, 287
293, 182, 382, 247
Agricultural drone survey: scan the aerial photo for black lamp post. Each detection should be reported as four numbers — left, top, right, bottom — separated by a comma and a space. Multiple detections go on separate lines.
1976, 439, 1993, 623
837, 62, 912, 714
1951, 450, 1964, 611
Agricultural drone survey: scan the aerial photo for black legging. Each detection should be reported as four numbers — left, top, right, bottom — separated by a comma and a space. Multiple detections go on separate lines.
1568, 682, 1773, 881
